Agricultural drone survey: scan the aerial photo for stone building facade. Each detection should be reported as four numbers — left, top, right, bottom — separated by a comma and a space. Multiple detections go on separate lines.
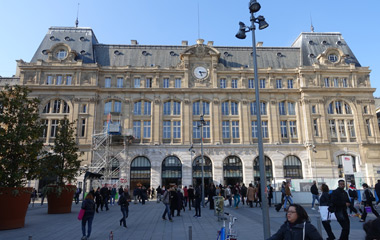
9, 26, 380, 191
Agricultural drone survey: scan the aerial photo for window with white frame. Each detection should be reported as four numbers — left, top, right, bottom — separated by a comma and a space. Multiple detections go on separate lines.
50, 119, 59, 137
56, 50, 67, 60
251, 120, 269, 138
222, 121, 230, 138
220, 79, 226, 89
134, 78, 141, 88
163, 78, 169, 88
221, 102, 229, 115
287, 79, 293, 89
342, 78, 348, 88
231, 79, 238, 89
348, 120, 355, 137
134, 100, 151, 116
46, 75, 53, 85
80, 118, 86, 137
276, 79, 283, 89
333, 78, 339, 87
248, 79, 255, 89
175, 78, 181, 88
279, 101, 295, 115
163, 121, 171, 139
133, 121, 141, 139
163, 101, 180, 115
231, 121, 239, 138
289, 121, 297, 138
366, 119, 372, 136
193, 101, 210, 116
329, 120, 337, 138
143, 121, 151, 138
193, 121, 201, 139
66, 76, 72, 85
146, 78, 152, 88
259, 79, 266, 89
280, 120, 288, 138
173, 121, 181, 139
250, 101, 267, 115
56, 75, 62, 85
117, 78, 123, 88
313, 119, 319, 136
105, 78, 111, 88
104, 100, 121, 115
327, 101, 351, 114
230, 102, 239, 115
324, 78, 330, 87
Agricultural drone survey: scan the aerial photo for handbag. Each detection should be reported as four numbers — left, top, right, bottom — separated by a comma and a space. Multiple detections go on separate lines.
319, 206, 337, 221
365, 206, 372, 213
78, 209, 85, 220
224, 199, 229, 207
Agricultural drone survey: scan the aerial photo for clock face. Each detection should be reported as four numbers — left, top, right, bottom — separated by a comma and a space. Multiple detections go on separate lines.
193, 66, 208, 79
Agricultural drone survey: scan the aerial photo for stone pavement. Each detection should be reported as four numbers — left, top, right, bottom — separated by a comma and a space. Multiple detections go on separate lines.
0, 199, 371, 240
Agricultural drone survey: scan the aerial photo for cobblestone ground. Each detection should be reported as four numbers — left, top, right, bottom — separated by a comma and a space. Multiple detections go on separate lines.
0, 198, 371, 240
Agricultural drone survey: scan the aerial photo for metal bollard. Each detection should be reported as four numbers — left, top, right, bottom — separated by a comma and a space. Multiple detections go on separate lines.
316, 215, 322, 236
189, 226, 192, 240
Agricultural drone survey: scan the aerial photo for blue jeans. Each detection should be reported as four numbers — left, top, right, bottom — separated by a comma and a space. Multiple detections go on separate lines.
284, 196, 293, 209
312, 194, 320, 208
81, 216, 94, 238
120, 207, 128, 227
234, 195, 240, 207
162, 203, 171, 220
110, 195, 115, 205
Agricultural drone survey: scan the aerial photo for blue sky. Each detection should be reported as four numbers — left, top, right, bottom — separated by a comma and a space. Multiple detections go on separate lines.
1, 0, 379, 96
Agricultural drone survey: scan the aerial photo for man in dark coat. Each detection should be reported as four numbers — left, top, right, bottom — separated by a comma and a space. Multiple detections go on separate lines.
241, 183, 247, 205
188, 185, 195, 210
100, 185, 109, 211
375, 180, 380, 205
310, 181, 319, 210
330, 179, 350, 240
169, 187, 178, 217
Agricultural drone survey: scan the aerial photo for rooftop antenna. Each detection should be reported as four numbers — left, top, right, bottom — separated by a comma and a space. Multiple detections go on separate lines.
310, 13, 314, 32
75, 3, 80, 28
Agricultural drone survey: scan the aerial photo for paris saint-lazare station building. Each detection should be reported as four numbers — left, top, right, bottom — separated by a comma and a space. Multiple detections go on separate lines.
8, 26, 380, 191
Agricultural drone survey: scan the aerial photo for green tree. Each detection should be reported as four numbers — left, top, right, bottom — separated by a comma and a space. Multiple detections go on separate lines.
42, 116, 82, 186
0, 85, 44, 188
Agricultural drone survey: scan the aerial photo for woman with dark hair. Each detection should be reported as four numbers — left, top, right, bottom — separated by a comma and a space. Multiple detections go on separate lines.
81, 193, 95, 240
320, 183, 336, 240
267, 204, 322, 240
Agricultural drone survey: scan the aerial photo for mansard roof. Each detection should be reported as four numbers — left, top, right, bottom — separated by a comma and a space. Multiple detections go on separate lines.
30, 27, 361, 69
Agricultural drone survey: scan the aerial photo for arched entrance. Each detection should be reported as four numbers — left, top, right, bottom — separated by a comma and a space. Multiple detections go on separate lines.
253, 156, 273, 183
162, 156, 182, 188
192, 156, 213, 187
130, 156, 151, 192
223, 156, 243, 186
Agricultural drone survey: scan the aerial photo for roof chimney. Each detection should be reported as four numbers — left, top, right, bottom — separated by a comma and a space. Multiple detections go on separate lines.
131, 40, 138, 45
256, 42, 263, 47
182, 40, 188, 46
207, 41, 214, 46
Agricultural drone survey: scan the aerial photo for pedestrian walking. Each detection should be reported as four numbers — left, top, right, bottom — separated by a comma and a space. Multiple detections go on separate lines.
141, 186, 147, 205
188, 185, 195, 210
360, 183, 379, 222
209, 183, 216, 210
267, 184, 273, 207
118, 188, 131, 228
348, 180, 360, 217
267, 204, 322, 240
194, 185, 202, 218
183, 186, 188, 207
81, 193, 95, 240
233, 183, 241, 209
319, 183, 336, 240
110, 186, 117, 205
161, 187, 173, 222
118, 185, 124, 196
176, 188, 184, 215
225, 185, 232, 207
94, 187, 102, 213
75, 187, 82, 204
100, 185, 109, 211
283, 182, 293, 211
330, 179, 351, 240
30, 188, 37, 207
241, 183, 247, 205
156, 185, 162, 203
375, 180, 380, 206
310, 181, 319, 210
247, 183, 255, 208
170, 186, 178, 217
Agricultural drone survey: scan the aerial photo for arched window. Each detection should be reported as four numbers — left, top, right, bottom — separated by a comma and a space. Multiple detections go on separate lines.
253, 156, 273, 182
250, 101, 267, 115
162, 156, 182, 187
42, 99, 70, 114
327, 100, 352, 115
130, 156, 151, 191
134, 100, 151, 116
222, 101, 239, 115
223, 156, 243, 186
104, 100, 121, 115
192, 156, 213, 186
283, 155, 303, 179
163, 100, 181, 115
193, 100, 210, 116
279, 101, 296, 115
326, 100, 355, 142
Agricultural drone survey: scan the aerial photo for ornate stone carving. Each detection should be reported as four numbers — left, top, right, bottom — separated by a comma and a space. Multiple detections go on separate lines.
242, 99, 248, 105
154, 99, 161, 104
125, 99, 131, 104
271, 100, 276, 105
184, 99, 190, 104
213, 99, 220, 104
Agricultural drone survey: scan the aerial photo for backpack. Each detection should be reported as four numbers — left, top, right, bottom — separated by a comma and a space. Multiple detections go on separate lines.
367, 189, 376, 202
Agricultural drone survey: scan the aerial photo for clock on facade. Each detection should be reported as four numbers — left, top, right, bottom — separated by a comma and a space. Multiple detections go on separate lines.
193, 66, 209, 79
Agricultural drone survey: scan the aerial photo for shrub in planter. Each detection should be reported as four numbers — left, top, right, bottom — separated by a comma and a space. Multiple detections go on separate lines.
0, 85, 44, 229
41, 117, 82, 214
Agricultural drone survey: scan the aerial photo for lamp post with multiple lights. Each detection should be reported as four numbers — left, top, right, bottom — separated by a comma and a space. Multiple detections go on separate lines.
235, 0, 270, 238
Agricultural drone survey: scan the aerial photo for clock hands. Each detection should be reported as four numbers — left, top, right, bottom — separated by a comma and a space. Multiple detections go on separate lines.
198, 71, 207, 77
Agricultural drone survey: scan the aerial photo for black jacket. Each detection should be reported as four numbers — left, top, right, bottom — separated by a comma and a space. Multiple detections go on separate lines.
81, 199, 95, 219
310, 184, 318, 195
267, 221, 322, 240
375, 182, 380, 196
188, 188, 195, 199
118, 192, 130, 208
319, 192, 331, 207
331, 187, 350, 213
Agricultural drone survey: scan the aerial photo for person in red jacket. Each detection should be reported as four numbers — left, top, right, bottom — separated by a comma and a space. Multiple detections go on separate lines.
183, 186, 188, 207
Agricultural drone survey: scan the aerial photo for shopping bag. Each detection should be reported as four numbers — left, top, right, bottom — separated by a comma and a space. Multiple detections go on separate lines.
78, 209, 85, 220
224, 199, 229, 207
319, 206, 337, 221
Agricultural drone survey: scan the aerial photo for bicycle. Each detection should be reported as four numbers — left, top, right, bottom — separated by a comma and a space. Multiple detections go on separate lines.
217, 212, 237, 240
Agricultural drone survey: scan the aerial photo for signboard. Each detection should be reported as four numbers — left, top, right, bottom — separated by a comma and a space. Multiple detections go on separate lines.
342, 155, 354, 174
119, 178, 127, 183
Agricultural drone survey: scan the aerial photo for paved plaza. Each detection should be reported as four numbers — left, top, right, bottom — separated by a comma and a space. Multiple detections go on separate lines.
0, 198, 371, 240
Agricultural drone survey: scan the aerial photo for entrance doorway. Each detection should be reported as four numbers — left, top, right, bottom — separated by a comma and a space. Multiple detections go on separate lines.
192, 155, 213, 187
162, 156, 182, 188
253, 156, 273, 183
223, 156, 243, 186
130, 156, 151, 193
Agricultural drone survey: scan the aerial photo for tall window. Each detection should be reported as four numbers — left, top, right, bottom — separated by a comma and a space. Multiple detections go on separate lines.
287, 79, 293, 89
333, 78, 339, 87
133, 121, 141, 139
313, 119, 319, 136
248, 79, 255, 89
231, 121, 239, 138
250, 101, 267, 115
105, 78, 111, 88
50, 119, 59, 137
279, 101, 295, 115
230, 102, 239, 115
284, 155, 303, 179
193, 101, 210, 116
173, 121, 181, 138
251, 121, 269, 138
164, 101, 181, 115
134, 101, 142, 115
338, 120, 346, 137
366, 119, 372, 136
143, 121, 151, 138
104, 100, 121, 115
324, 78, 330, 87
348, 120, 355, 137
280, 121, 288, 138
46, 76, 53, 85
222, 102, 229, 115
329, 120, 337, 138
146, 78, 152, 88
144, 101, 151, 115
279, 102, 286, 115
289, 121, 297, 138
231, 79, 238, 89
66, 76, 72, 85
222, 121, 230, 138
163, 121, 171, 139
163, 78, 169, 88
135, 101, 151, 116
134, 78, 141, 88
276, 79, 282, 89
259, 79, 266, 89
175, 78, 181, 88
192, 121, 210, 139
220, 79, 226, 89
80, 119, 86, 137
56, 75, 62, 85
342, 78, 348, 88
222, 101, 238, 115
117, 78, 123, 88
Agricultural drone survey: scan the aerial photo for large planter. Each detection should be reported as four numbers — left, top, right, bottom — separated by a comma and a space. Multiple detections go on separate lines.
47, 185, 76, 214
0, 187, 32, 230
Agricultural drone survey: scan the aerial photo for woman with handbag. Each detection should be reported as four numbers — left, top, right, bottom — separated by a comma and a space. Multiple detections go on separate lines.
361, 183, 380, 222
118, 188, 131, 228
319, 183, 336, 240
80, 193, 95, 240
266, 204, 322, 240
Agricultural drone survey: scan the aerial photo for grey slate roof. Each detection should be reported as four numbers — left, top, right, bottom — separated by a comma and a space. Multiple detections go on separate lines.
30, 27, 361, 69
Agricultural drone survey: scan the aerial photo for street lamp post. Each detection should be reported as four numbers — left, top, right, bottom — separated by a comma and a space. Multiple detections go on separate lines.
189, 144, 195, 185
235, 0, 270, 238
199, 115, 206, 207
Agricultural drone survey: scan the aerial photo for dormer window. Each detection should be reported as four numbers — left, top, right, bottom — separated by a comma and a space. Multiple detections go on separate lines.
328, 54, 338, 63
56, 49, 67, 60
